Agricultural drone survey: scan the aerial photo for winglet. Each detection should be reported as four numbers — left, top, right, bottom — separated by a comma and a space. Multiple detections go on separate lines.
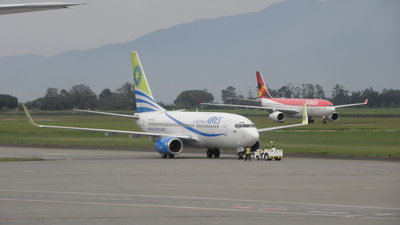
257, 104, 308, 133
364, 99, 368, 104
22, 104, 39, 127
302, 104, 308, 125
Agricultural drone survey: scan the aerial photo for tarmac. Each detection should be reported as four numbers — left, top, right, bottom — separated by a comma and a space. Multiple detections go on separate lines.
0, 146, 399, 225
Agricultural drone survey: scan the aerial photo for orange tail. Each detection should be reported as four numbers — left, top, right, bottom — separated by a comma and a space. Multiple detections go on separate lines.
256, 71, 272, 98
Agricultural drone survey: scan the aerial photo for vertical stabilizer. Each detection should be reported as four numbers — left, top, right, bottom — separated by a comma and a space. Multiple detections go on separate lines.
131, 51, 166, 113
256, 71, 272, 99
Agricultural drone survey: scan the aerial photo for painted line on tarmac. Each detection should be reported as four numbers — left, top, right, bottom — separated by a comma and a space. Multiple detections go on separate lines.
1, 197, 399, 220
0, 189, 399, 210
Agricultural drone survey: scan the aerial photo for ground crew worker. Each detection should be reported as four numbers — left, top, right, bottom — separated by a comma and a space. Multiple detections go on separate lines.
236, 147, 245, 160
244, 146, 251, 161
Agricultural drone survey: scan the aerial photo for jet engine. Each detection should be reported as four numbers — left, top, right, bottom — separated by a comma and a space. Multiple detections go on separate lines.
327, 112, 340, 121
269, 111, 285, 122
155, 137, 183, 155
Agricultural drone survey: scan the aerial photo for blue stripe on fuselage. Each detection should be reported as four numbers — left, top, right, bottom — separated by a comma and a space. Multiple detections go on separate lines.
165, 112, 225, 137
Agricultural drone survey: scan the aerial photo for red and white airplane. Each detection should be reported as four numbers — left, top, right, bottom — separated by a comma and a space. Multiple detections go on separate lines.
203, 71, 368, 123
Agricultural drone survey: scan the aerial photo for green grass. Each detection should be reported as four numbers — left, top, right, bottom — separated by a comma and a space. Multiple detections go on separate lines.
0, 157, 43, 162
0, 108, 399, 159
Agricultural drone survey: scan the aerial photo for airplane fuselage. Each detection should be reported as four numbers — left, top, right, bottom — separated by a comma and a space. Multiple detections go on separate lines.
261, 98, 336, 118
135, 111, 259, 149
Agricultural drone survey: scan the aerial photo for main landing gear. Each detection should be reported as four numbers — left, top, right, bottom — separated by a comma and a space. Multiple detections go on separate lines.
206, 148, 220, 158
161, 154, 175, 158
308, 117, 314, 123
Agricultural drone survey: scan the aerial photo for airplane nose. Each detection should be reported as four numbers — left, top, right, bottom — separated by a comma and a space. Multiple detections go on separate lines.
252, 129, 260, 140
246, 129, 259, 143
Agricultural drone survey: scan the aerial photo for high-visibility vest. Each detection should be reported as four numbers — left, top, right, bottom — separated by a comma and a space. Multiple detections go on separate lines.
245, 148, 251, 154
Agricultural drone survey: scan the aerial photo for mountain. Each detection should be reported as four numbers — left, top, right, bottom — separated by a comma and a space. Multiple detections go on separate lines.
1, 0, 399, 103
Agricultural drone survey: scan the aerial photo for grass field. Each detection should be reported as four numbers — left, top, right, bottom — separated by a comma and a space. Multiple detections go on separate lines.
0, 108, 399, 159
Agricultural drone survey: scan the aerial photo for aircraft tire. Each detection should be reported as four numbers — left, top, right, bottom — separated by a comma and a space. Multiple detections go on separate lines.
206, 149, 213, 158
213, 149, 220, 158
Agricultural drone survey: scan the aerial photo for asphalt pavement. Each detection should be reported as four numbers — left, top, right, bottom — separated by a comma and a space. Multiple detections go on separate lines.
0, 146, 399, 225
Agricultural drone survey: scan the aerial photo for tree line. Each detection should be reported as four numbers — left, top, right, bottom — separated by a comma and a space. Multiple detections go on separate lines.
0, 83, 399, 111
24, 82, 136, 110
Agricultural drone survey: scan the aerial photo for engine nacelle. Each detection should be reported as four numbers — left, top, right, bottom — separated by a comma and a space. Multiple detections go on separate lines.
155, 137, 183, 155
327, 112, 340, 121
269, 111, 285, 122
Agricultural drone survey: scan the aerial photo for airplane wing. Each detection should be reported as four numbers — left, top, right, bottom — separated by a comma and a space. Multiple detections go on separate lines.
22, 105, 193, 140
73, 109, 138, 119
334, 99, 368, 109
0, 2, 82, 15
201, 102, 300, 115
257, 104, 308, 132
227, 97, 260, 103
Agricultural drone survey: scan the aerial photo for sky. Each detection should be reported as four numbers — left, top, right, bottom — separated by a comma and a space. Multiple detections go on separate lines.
0, 0, 282, 57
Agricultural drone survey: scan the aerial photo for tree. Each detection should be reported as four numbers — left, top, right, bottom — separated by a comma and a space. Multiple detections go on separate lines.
40, 88, 73, 110
361, 87, 380, 108
0, 94, 18, 110
41, 88, 64, 110
59, 89, 72, 109
69, 84, 97, 109
99, 88, 112, 99
116, 82, 135, 109
291, 85, 302, 98
331, 84, 350, 105
349, 90, 363, 105
300, 83, 316, 99
315, 84, 326, 99
117, 82, 135, 103
380, 89, 400, 107
221, 86, 237, 104
25, 97, 43, 109
276, 85, 292, 98
97, 88, 133, 110
247, 88, 256, 100
174, 90, 214, 108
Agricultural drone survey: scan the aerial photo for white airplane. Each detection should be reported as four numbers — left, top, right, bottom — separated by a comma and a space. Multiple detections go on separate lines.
0, 2, 82, 15
23, 51, 308, 159
203, 71, 368, 123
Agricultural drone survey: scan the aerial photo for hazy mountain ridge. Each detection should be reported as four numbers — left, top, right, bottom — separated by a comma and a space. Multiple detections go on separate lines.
1, 0, 398, 103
